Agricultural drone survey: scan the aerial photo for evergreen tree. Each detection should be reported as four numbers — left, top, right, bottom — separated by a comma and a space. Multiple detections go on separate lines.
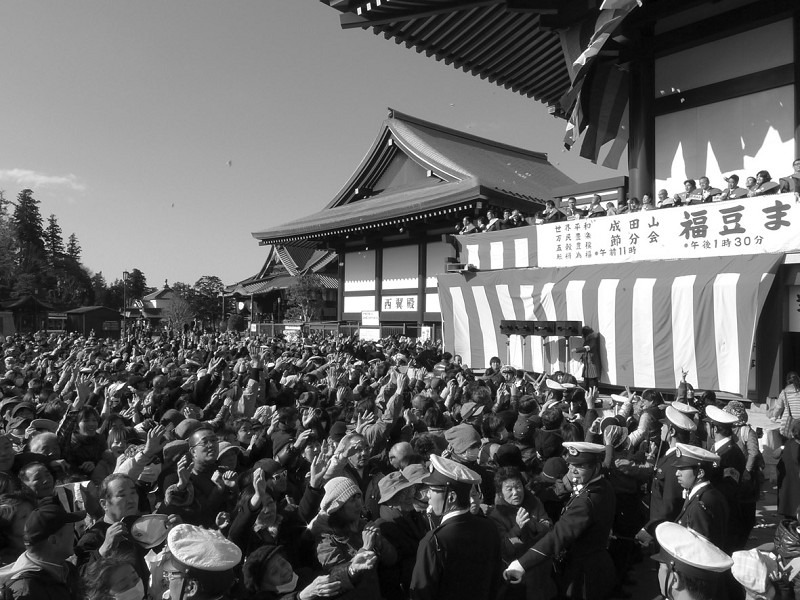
125, 268, 150, 301
91, 271, 108, 305
12, 189, 46, 273
0, 192, 19, 298
284, 274, 325, 322
66, 233, 82, 261
44, 214, 65, 265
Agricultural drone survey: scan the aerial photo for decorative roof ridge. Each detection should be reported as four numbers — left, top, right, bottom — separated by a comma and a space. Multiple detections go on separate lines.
388, 118, 469, 181
388, 108, 549, 162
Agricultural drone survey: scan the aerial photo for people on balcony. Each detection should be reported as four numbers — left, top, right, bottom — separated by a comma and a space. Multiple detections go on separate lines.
456, 216, 479, 235
779, 157, 800, 194
749, 170, 780, 196
484, 209, 504, 232
679, 179, 703, 205
587, 195, 607, 219
563, 197, 587, 220
717, 174, 748, 200
655, 189, 673, 209
697, 176, 722, 203
538, 200, 563, 224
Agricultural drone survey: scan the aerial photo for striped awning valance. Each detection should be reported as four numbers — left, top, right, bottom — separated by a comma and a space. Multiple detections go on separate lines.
438, 254, 782, 395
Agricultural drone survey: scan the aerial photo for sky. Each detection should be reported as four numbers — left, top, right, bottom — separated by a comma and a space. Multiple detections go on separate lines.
0, 1, 623, 290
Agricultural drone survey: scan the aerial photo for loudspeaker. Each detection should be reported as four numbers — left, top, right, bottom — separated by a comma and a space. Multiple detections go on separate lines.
555, 321, 583, 337
531, 321, 556, 336
499, 320, 538, 336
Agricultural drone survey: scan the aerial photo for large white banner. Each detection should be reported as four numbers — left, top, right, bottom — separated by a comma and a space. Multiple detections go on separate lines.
537, 193, 799, 267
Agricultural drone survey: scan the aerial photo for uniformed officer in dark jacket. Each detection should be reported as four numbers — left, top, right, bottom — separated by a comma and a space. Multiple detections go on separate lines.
705, 405, 747, 550
409, 455, 502, 600
673, 443, 730, 551
504, 441, 616, 600
635, 406, 697, 548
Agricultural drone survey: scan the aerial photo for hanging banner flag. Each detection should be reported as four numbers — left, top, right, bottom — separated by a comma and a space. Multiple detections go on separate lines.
536, 193, 799, 268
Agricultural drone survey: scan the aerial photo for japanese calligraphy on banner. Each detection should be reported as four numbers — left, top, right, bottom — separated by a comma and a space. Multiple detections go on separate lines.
381, 295, 418, 312
536, 193, 799, 267
789, 286, 800, 333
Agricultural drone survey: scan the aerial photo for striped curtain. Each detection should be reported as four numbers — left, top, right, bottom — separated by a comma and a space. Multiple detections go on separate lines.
455, 227, 539, 271
438, 254, 781, 395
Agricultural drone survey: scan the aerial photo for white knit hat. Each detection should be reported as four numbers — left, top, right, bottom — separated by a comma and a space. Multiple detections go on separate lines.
319, 477, 361, 516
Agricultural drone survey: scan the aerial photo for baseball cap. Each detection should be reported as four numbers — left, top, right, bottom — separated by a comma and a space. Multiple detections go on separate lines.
24, 501, 85, 545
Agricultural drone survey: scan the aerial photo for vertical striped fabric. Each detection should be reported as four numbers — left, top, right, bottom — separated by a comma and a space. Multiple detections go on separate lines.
437, 254, 781, 395
455, 227, 538, 271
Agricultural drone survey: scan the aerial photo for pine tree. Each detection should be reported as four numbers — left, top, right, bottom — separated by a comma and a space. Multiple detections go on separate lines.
125, 268, 149, 301
66, 233, 82, 261
91, 271, 108, 305
44, 214, 65, 265
12, 189, 46, 273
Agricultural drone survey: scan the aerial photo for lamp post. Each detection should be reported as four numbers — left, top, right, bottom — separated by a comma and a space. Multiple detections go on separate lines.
122, 271, 129, 336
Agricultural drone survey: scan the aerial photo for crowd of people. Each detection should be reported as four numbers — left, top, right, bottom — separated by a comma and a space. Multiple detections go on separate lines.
457, 159, 800, 229
455, 208, 529, 234
0, 328, 796, 600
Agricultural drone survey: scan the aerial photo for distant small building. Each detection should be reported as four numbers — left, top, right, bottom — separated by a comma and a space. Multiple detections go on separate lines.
126, 281, 176, 327
66, 306, 122, 339
0, 296, 54, 334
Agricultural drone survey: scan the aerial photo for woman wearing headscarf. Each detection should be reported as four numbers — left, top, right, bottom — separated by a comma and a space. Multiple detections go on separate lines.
488, 467, 555, 600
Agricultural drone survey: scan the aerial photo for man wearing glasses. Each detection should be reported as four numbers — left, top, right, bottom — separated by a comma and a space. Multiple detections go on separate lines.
165, 426, 232, 528
410, 455, 502, 600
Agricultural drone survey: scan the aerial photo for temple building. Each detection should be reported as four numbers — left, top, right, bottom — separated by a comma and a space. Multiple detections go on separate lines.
249, 109, 573, 340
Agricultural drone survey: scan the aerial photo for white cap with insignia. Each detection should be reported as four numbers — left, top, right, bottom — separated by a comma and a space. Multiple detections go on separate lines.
704, 405, 739, 426
167, 524, 243, 572
545, 379, 565, 391
653, 522, 733, 580
422, 454, 482, 487
562, 441, 606, 465
673, 443, 720, 469
670, 401, 699, 415
660, 406, 697, 432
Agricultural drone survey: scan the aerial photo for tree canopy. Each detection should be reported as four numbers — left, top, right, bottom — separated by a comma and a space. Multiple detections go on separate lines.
284, 273, 325, 322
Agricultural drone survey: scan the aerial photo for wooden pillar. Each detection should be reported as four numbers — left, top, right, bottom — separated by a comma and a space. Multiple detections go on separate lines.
336, 245, 345, 323
417, 238, 427, 330
374, 243, 383, 332
628, 27, 655, 201
794, 12, 800, 159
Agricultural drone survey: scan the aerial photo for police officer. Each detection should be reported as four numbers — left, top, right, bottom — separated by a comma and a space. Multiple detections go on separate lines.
161, 524, 243, 600
635, 406, 697, 549
705, 405, 747, 550
409, 455, 502, 600
504, 441, 616, 600
673, 443, 730, 552
653, 521, 733, 600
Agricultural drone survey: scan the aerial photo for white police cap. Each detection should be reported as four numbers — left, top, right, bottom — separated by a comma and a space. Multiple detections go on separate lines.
167, 524, 242, 572
661, 406, 697, 432
654, 522, 733, 580
704, 405, 739, 426
423, 454, 482, 486
673, 443, 720, 469
562, 441, 606, 464
670, 401, 699, 415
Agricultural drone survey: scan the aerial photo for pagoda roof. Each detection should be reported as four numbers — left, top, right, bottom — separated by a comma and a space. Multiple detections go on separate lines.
252, 108, 572, 244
